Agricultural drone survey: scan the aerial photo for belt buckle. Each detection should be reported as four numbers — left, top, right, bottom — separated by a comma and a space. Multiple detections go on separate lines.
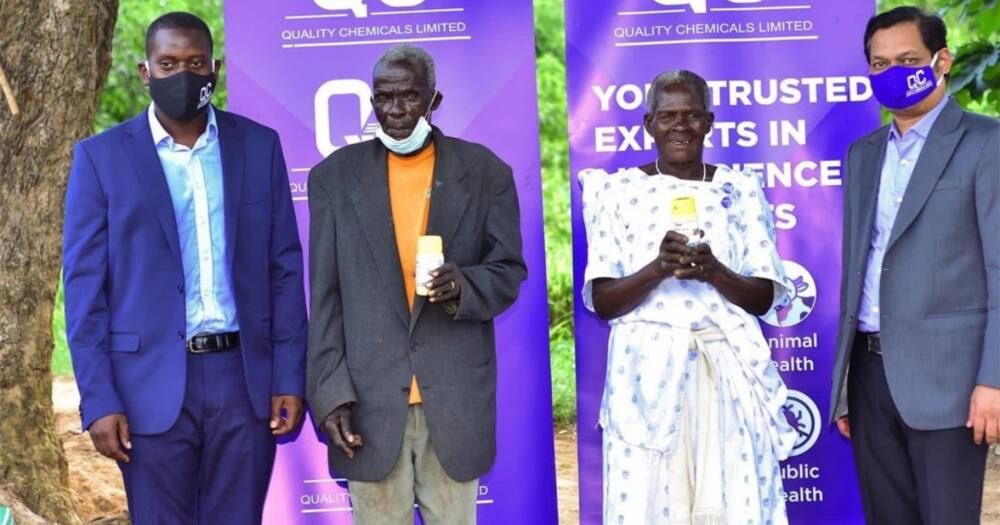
866, 334, 882, 355
186, 337, 212, 354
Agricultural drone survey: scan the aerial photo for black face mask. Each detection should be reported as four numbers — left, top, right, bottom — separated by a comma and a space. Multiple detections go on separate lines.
148, 70, 216, 121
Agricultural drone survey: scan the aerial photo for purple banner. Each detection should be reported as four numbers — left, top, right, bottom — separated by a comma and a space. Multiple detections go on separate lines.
223, 1, 558, 522
565, 0, 880, 523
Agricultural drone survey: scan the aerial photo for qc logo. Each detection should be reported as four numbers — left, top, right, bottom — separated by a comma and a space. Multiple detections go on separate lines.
782, 389, 821, 457
761, 260, 817, 328
652, 0, 764, 14
314, 79, 380, 156
314, 0, 425, 18
197, 82, 214, 110
906, 69, 933, 97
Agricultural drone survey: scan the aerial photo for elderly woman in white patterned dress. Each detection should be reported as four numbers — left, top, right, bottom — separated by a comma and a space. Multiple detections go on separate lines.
580, 70, 797, 525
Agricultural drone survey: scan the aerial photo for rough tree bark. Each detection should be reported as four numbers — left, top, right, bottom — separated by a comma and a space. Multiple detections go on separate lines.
0, 1, 118, 523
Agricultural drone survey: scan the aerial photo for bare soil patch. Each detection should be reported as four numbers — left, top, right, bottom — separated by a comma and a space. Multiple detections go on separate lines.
54, 378, 998, 524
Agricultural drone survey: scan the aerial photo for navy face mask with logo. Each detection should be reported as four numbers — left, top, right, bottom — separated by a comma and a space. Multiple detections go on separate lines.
868, 51, 942, 110
146, 62, 216, 121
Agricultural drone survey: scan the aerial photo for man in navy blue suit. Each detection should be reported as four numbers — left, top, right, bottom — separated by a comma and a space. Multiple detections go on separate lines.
62, 12, 307, 524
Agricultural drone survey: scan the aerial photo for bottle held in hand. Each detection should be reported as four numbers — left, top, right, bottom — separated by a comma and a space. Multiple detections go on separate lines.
670, 196, 703, 248
415, 235, 444, 296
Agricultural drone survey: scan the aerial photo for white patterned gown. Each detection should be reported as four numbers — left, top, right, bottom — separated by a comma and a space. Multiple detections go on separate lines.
580, 166, 797, 525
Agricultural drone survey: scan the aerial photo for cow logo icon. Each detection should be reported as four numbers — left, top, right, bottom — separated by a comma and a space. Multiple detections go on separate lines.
761, 260, 817, 328
314, 78, 380, 156
782, 389, 821, 457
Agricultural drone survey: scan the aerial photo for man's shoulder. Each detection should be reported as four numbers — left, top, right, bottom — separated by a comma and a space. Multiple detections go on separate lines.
439, 134, 508, 170
310, 140, 373, 179
214, 108, 280, 142
959, 108, 1000, 135
75, 113, 144, 153
847, 124, 890, 155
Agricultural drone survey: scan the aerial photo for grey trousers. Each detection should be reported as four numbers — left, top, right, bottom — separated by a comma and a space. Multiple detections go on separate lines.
349, 405, 479, 525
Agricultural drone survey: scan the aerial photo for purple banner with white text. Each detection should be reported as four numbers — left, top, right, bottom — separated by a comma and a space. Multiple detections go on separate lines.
223, 1, 558, 522
565, 0, 880, 523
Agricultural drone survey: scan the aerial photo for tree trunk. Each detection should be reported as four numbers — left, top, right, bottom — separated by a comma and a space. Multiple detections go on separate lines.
0, 1, 118, 523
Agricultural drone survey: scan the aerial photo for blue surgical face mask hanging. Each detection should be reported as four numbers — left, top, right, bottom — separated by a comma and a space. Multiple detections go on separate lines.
375, 90, 438, 155
868, 51, 943, 110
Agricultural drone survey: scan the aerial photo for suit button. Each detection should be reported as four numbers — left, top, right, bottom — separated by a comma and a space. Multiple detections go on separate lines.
401, 387, 410, 395
177, 284, 184, 294
409, 342, 420, 353
177, 330, 185, 340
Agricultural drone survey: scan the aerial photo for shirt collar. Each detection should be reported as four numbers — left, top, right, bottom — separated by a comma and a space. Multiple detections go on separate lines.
147, 103, 218, 148
890, 95, 949, 140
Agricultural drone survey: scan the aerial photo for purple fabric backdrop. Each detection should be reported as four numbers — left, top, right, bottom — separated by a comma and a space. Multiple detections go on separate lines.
223, 1, 558, 522
564, 1, 880, 523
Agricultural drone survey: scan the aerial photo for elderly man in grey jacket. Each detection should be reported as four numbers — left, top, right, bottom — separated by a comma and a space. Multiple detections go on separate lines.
306, 44, 526, 525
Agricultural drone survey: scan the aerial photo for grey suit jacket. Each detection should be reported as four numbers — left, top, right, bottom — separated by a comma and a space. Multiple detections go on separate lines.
830, 98, 999, 429
306, 127, 526, 481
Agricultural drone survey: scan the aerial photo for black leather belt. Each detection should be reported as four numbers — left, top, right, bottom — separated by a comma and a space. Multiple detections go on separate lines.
186, 331, 240, 354
858, 332, 882, 355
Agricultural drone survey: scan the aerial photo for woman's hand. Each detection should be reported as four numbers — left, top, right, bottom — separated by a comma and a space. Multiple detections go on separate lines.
674, 241, 723, 283
653, 230, 697, 279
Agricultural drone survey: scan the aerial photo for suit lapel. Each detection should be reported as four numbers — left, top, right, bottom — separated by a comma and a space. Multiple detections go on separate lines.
409, 128, 470, 334
351, 141, 410, 329
217, 110, 245, 267
854, 128, 888, 271
123, 112, 182, 263
887, 99, 964, 250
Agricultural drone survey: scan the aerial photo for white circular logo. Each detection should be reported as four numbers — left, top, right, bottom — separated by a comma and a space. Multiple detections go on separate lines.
761, 259, 817, 328
782, 389, 821, 457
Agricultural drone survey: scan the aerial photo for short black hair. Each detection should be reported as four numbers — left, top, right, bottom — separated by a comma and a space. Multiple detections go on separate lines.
145, 12, 213, 58
863, 6, 947, 61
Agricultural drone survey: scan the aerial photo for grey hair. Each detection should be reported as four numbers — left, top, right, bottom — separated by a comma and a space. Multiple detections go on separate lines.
646, 70, 710, 113
373, 44, 436, 92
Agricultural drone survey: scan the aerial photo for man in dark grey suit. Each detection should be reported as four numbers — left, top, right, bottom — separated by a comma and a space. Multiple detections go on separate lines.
306, 44, 525, 524
830, 6, 999, 524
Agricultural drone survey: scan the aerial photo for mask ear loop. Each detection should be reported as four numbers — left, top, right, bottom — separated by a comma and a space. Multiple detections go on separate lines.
423, 89, 438, 121
929, 50, 944, 84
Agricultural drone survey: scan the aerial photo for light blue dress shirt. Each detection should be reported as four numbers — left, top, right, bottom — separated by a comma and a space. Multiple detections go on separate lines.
148, 104, 239, 336
858, 96, 949, 332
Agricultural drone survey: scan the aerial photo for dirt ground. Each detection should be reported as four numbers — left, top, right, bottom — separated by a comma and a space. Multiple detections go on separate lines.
54, 378, 998, 524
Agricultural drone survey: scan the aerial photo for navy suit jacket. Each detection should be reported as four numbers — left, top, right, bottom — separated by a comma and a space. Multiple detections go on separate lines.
63, 107, 307, 435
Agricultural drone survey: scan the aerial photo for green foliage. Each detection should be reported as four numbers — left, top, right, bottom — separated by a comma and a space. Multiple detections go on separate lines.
534, 0, 576, 427
877, 0, 999, 117
95, 0, 227, 132
52, 276, 72, 376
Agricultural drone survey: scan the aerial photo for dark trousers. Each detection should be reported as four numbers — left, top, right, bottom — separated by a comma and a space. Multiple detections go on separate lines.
848, 336, 988, 525
118, 349, 276, 525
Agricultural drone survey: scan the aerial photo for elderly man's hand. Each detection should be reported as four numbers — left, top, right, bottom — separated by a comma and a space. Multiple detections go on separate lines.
426, 262, 462, 304
321, 404, 363, 459
968, 385, 1000, 445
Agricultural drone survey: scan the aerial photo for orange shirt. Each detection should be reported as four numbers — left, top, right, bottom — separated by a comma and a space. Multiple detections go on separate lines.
387, 142, 435, 404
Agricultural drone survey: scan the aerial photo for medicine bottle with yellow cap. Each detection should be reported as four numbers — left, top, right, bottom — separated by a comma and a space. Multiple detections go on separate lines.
415, 235, 444, 296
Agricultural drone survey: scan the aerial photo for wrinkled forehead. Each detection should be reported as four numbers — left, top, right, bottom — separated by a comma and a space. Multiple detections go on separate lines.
373, 60, 429, 90
650, 83, 705, 113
